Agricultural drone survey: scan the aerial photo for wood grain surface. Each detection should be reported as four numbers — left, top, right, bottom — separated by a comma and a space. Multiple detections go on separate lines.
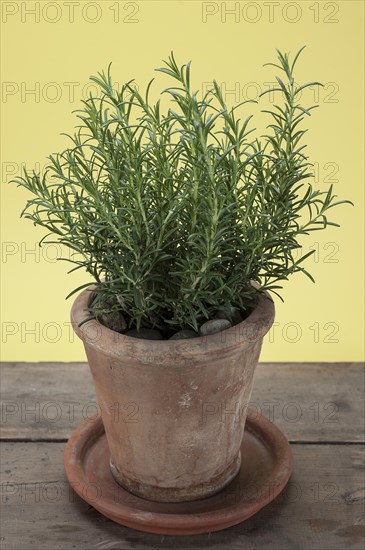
1, 362, 364, 549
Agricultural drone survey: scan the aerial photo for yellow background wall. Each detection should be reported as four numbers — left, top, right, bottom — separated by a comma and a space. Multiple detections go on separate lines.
1, 0, 364, 361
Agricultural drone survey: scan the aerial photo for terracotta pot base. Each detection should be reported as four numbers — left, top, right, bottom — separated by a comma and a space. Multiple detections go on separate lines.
109, 451, 242, 503
64, 411, 292, 535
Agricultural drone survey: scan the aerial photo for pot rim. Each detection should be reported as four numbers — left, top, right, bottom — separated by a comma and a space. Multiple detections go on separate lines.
71, 286, 275, 364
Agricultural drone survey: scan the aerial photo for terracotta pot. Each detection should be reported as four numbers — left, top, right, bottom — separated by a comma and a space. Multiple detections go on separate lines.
71, 288, 275, 503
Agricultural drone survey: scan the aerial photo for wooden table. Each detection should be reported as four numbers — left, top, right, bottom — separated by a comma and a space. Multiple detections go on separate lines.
1, 362, 364, 549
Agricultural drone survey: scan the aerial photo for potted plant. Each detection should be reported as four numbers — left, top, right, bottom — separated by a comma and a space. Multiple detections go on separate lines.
14, 48, 351, 503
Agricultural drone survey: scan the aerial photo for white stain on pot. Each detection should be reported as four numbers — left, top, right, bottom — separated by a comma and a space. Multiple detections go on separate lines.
178, 381, 198, 408
178, 392, 192, 408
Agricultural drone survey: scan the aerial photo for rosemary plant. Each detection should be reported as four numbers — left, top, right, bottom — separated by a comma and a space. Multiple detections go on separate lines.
14, 48, 351, 333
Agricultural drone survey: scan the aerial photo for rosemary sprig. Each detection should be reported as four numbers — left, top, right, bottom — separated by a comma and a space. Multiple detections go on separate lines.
13, 48, 352, 331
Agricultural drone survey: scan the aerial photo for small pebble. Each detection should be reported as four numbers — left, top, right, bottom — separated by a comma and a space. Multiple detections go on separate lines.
125, 328, 163, 340
199, 318, 232, 336
215, 309, 231, 321
215, 307, 243, 325
169, 330, 198, 340
230, 308, 243, 325
250, 280, 261, 290
98, 311, 127, 333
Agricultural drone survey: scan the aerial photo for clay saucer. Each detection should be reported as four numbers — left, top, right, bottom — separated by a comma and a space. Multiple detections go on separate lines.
64, 411, 292, 535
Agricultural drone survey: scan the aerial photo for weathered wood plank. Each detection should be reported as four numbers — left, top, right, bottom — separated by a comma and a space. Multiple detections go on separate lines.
1, 362, 364, 442
1, 442, 364, 549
